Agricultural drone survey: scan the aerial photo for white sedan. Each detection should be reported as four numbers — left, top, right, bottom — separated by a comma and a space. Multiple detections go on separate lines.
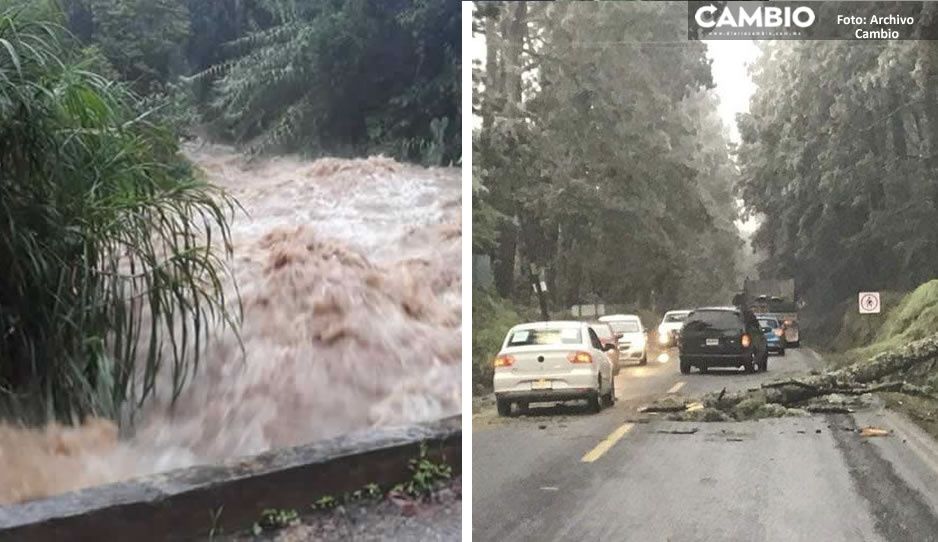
599, 314, 648, 365
492, 321, 615, 416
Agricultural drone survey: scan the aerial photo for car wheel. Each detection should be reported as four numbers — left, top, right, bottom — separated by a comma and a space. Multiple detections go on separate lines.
603, 377, 615, 407
679, 358, 690, 374
744, 353, 756, 373
588, 392, 602, 413
779, 348, 786, 356
639, 352, 647, 366
496, 397, 511, 417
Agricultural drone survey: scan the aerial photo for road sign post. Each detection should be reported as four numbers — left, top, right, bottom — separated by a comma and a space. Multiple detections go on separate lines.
529, 264, 550, 321
858, 292, 881, 314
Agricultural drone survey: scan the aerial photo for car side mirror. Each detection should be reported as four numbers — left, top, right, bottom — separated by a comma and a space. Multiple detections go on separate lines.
604, 343, 617, 352
614, 333, 623, 340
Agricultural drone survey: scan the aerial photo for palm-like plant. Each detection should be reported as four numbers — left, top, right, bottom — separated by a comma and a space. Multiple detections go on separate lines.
0, 7, 239, 423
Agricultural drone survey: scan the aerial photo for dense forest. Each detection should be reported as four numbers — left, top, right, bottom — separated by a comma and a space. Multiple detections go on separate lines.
737, 3, 938, 318
0, 0, 459, 423
473, 2, 742, 312
41, 0, 460, 162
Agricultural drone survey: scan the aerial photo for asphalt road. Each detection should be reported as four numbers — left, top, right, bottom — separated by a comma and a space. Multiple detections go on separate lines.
472, 347, 938, 542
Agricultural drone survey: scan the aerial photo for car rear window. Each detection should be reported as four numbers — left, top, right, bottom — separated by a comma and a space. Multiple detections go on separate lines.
608, 321, 639, 333
591, 324, 614, 340
507, 327, 582, 346
664, 312, 688, 323
758, 318, 779, 329
683, 311, 742, 333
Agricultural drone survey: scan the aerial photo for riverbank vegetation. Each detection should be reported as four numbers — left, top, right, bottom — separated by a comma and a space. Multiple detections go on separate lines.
1, 0, 459, 424
0, 6, 237, 423
59, 0, 460, 163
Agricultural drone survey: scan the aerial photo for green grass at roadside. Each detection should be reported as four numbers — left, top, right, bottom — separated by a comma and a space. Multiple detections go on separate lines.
820, 280, 938, 440
472, 289, 525, 395
826, 280, 938, 369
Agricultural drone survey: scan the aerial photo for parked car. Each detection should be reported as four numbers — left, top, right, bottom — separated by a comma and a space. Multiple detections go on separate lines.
599, 314, 648, 365
657, 310, 691, 347
677, 307, 769, 374
493, 321, 615, 416
590, 321, 622, 374
756, 314, 786, 356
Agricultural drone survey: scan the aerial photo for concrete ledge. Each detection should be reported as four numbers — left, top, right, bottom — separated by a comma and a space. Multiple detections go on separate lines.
0, 416, 461, 541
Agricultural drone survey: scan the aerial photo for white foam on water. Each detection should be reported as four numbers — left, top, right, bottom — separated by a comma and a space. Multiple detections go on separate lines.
0, 143, 461, 504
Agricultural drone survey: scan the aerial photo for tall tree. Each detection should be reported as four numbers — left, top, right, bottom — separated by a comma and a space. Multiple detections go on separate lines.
737, 31, 938, 313
474, 2, 742, 310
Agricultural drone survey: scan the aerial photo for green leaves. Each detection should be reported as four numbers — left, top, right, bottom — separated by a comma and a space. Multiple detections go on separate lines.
0, 6, 238, 424
196, 0, 460, 164
738, 36, 938, 312
85, 0, 190, 93
474, 2, 740, 308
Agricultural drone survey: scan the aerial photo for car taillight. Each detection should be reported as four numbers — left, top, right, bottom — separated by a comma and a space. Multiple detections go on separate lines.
773, 328, 783, 337
741, 334, 751, 348
493, 355, 514, 368
567, 351, 593, 364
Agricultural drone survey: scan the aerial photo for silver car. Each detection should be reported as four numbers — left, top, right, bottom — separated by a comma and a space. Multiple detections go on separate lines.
599, 314, 648, 365
657, 309, 691, 347
492, 321, 615, 416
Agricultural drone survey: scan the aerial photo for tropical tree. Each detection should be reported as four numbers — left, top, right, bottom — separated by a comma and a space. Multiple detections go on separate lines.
0, 7, 238, 423
196, 0, 461, 163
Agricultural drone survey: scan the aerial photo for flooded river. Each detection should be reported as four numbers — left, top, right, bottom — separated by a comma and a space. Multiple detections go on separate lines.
0, 143, 461, 504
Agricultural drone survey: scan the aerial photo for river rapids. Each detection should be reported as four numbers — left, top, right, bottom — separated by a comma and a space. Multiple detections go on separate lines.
0, 143, 461, 504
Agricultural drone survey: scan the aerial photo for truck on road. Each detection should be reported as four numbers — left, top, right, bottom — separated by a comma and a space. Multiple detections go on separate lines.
741, 278, 800, 347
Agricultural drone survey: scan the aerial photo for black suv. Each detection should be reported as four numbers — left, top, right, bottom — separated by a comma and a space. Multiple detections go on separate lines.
678, 307, 768, 374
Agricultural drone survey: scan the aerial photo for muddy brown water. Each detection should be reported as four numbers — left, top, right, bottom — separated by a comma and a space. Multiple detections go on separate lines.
0, 143, 461, 504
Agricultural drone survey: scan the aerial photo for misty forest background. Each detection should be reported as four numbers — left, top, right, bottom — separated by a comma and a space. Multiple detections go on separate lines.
472, 2, 938, 389
0, 0, 459, 423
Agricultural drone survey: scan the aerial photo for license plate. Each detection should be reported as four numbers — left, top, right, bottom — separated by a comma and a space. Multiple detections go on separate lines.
532, 379, 552, 390
706, 338, 719, 346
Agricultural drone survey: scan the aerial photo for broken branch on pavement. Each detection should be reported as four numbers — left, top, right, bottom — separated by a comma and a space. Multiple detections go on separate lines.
640, 335, 938, 422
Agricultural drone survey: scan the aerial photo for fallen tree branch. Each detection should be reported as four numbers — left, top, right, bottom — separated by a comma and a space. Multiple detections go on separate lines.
806, 405, 853, 414
762, 379, 820, 391
644, 334, 938, 421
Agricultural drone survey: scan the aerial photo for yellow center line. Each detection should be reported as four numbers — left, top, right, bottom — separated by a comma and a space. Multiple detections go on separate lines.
667, 381, 685, 394
581, 423, 634, 463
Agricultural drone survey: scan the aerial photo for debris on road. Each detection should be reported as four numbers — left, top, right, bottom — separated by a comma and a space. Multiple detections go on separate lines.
859, 426, 891, 437
639, 335, 938, 422
638, 396, 687, 413
656, 428, 699, 435
807, 406, 853, 414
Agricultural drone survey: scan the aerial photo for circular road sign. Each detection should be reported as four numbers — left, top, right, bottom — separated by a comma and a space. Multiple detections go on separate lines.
858, 292, 881, 314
